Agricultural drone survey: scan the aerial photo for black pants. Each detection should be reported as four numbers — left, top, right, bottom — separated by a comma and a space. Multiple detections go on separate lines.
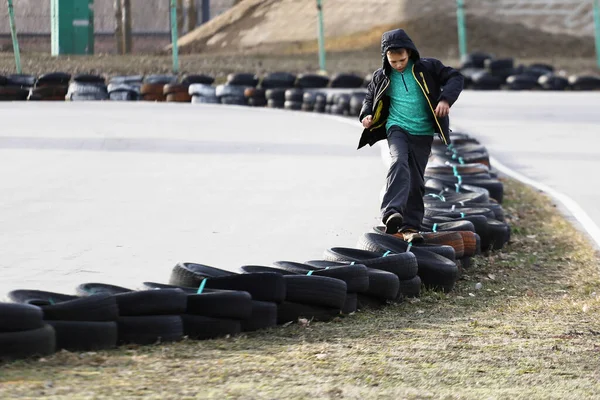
381, 126, 433, 230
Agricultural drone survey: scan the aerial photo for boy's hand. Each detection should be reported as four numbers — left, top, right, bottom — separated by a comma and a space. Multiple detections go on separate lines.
435, 100, 450, 118
362, 115, 373, 128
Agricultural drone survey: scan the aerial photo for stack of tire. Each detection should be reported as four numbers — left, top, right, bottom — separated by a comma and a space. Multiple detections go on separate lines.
7, 289, 119, 352
215, 73, 259, 106
28, 72, 70, 101
108, 75, 143, 101
0, 303, 56, 361
140, 74, 177, 102
259, 72, 296, 109
75, 283, 186, 345
0, 74, 35, 101
284, 88, 304, 111
66, 74, 108, 101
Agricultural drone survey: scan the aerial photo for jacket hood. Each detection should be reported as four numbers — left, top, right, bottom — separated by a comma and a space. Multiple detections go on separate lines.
381, 29, 420, 72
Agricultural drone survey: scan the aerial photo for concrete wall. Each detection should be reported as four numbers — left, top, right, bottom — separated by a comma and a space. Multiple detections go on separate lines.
0, 0, 236, 34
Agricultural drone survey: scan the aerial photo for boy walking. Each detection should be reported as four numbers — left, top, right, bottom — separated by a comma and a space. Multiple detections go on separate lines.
358, 29, 464, 241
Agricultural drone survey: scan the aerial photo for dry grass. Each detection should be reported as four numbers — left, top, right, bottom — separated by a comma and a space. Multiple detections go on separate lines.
1, 178, 600, 399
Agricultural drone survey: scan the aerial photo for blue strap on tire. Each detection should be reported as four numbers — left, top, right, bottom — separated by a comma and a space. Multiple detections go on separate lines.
383, 250, 392, 257
406, 243, 413, 252
307, 270, 314, 276
432, 223, 438, 232
197, 278, 207, 294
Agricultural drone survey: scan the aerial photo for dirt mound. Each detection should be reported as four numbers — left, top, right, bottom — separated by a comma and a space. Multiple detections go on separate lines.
173, 0, 596, 66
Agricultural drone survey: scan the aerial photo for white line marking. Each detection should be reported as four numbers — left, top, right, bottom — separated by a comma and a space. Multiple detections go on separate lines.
490, 156, 600, 249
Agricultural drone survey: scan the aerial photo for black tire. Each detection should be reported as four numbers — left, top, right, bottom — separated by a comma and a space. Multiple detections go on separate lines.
357, 233, 459, 293
568, 75, 600, 91
538, 74, 569, 91
265, 88, 286, 101
284, 89, 304, 102
227, 73, 259, 87
271, 261, 369, 293
0, 324, 56, 361
181, 74, 214, 85
323, 247, 418, 280
68, 92, 109, 101
460, 51, 493, 69
191, 95, 219, 104
277, 301, 340, 324
260, 72, 296, 89
248, 97, 267, 107
7, 290, 118, 321
0, 303, 44, 332
284, 100, 302, 110
47, 320, 117, 351
241, 300, 277, 332
283, 275, 347, 309
143, 74, 177, 84
397, 275, 421, 299
169, 263, 286, 303
109, 90, 138, 101
181, 314, 241, 340
72, 73, 106, 84
471, 71, 503, 90
505, 74, 539, 90
329, 73, 364, 88
220, 95, 247, 106
188, 83, 216, 97
267, 99, 285, 108
117, 315, 183, 345
294, 74, 329, 89
36, 72, 71, 86
342, 292, 358, 314
305, 260, 399, 300
216, 84, 246, 98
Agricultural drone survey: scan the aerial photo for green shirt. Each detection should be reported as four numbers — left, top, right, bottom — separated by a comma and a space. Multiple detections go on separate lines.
385, 60, 434, 136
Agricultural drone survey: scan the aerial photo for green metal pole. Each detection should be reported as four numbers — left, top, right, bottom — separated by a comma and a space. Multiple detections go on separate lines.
7, 0, 22, 74
170, 0, 180, 74
316, 0, 326, 73
594, 0, 600, 69
456, 0, 467, 60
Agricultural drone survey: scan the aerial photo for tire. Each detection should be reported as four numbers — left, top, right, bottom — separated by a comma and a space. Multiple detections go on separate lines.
538, 74, 569, 91
265, 88, 286, 102
181, 74, 214, 85
181, 314, 241, 340
294, 74, 329, 89
166, 92, 192, 102
221, 95, 247, 105
284, 89, 304, 102
0, 86, 29, 100
191, 95, 219, 104
7, 290, 119, 321
420, 232, 465, 258
76, 283, 188, 316
568, 75, 600, 91
67, 82, 108, 95
284, 100, 302, 110
36, 72, 71, 86
72, 73, 105, 84
226, 73, 259, 87
322, 247, 418, 280
505, 74, 539, 90
329, 73, 364, 88
244, 87, 266, 98
169, 263, 286, 303
47, 320, 117, 351
188, 83, 216, 97
357, 233, 459, 292
0, 303, 44, 332
117, 315, 183, 345
305, 260, 399, 300
260, 72, 296, 89
28, 84, 68, 100
277, 301, 340, 324
471, 71, 503, 90
163, 83, 189, 95
271, 261, 369, 293
143, 74, 177, 85
241, 300, 277, 332
216, 84, 247, 98
109, 75, 144, 85
109, 90, 138, 101
0, 324, 56, 361
283, 275, 347, 309
397, 275, 421, 299
248, 97, 267, 107
68, 93, 108, 101
342, 292, 358, 314
460, 51, 493, 69
267, 99, 285, 108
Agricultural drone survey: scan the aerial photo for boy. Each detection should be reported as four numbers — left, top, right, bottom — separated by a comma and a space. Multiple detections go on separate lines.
358, 29, 464, 241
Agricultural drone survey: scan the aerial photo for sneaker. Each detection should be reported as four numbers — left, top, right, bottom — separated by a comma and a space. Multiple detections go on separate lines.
384, 213, 403, 234
399, 228, 424, 243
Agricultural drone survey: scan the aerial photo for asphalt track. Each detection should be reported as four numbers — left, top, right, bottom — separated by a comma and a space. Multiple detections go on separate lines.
0, 102, 385, 299
1, 93, 599, 298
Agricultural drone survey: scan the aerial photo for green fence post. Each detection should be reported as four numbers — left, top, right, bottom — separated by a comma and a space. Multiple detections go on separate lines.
594, 0, 600, 69
170, 0, 180, 74
316, 0, 326, 73
7, 0, 22, 73
456, 0, 467, 60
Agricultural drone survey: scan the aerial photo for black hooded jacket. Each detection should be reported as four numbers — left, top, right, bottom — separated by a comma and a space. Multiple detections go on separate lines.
358, 29, 464, 149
